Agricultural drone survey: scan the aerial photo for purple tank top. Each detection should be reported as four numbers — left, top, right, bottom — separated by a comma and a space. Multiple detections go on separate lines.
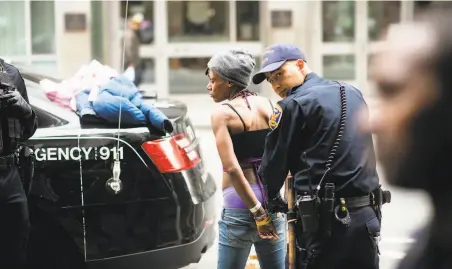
221, 91, 270, 210
223, 184, 265, 209
222, 158, 268, 209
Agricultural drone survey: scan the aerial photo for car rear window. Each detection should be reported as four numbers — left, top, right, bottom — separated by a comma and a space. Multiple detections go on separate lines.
21, 71, 60, 103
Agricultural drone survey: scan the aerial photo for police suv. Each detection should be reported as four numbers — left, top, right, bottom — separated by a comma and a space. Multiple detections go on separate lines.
19, 68, 217, 269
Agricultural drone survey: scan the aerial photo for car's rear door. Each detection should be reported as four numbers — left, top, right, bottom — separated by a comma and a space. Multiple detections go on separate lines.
24, 77, 205, 262
24, 79, 179, 261
24, 79, 89, 262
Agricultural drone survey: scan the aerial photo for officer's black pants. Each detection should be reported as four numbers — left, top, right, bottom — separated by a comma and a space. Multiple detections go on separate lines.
0, 166, 29, 269
296, 205, 380, 269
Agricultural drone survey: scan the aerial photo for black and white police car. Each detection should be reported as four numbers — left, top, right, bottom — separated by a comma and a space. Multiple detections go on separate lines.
18, 67, 217, 269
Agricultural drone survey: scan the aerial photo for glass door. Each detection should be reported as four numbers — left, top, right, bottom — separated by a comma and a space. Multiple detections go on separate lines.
313, 0, 403, 98
313, 1, 358, 89
0, 0, 57, 71
163, 0, 264, 95
121, 0, 157, 92
366, 1, 404, 98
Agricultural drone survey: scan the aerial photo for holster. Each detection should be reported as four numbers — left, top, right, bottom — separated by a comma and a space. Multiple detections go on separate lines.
371, 184, 391, 222
293, 186, 391, 269
17, 145, 35, 196
294, 194, 326, 269
297, 195, 321, 235
294, 219, 324, 269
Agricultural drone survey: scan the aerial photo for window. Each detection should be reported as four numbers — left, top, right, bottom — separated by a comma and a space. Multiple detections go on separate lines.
0, 1, 26, 56
249, 56, 262, 93
367, 54, 375, 80
0, 1, 56, 57
91, 1, 103, 62
120, 1, 154, 45
323, 55, 355, 80
33, 105, 68, 129
271, 10, 292, 28
167, 1, 229, 42
169, 58, 210, 94
31, 61, 59, 77
368, 1, 401, 41
31, 1, 56, 54
141, 58, 155, 84
23, 81, 68, 128
414, 0, 433, 11
414, 1, 452, 14
322, 1, 355, 42
169, 56, 261, 94
236, 1, 260, 41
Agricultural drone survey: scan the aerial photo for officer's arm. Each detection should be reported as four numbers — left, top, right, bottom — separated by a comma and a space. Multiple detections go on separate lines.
15, 71, 38, 140
259, 100, 305, 200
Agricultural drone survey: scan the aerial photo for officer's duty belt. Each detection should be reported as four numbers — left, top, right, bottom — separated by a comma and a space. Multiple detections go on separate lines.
337, 192, 390, 208
337, 195, 371, 208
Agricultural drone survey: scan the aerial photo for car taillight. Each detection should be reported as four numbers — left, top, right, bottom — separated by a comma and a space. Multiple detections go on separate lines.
142, 133, 201, 173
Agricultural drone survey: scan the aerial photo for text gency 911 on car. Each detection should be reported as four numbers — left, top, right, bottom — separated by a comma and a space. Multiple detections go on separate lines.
18, 67, 217, 269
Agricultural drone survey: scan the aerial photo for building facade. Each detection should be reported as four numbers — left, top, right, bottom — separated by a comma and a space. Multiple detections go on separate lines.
1, 0, 448, 98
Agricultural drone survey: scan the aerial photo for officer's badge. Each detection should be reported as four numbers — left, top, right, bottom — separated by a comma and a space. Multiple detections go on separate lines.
269, 104, 282, 130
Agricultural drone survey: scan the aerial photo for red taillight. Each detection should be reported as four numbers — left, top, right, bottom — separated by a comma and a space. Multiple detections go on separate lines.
142, 133, 201, 173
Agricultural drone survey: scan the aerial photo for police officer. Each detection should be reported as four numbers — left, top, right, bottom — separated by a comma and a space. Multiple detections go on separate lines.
367, 8, 452, 269
0, 59, 38, 268
252, 44, 384, 269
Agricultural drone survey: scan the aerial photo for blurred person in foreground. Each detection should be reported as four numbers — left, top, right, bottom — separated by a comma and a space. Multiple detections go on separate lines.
366, 8, 452, 269
206, 49, 286, 269
123, 13, 145, 87
0, 59, 38, 268
253, 43, 388, 269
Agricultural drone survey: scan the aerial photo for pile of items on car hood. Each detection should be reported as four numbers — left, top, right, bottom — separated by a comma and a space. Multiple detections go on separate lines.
39, 60, 173, 134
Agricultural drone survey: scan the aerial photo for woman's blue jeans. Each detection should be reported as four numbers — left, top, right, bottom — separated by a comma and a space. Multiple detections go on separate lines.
217, 208, 286, 269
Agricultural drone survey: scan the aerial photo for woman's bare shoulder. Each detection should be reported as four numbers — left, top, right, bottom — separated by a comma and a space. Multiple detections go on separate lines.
254, 96, 274, 111
211, 103, 234, 121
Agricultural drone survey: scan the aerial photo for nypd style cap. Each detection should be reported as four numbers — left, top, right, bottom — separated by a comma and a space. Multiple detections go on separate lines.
252, 43, 307, 84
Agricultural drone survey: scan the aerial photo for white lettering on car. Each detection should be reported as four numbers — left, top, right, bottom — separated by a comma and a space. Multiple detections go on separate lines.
34, 147, 124, 161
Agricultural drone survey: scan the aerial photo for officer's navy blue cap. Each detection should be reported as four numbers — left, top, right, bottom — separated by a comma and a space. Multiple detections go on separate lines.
252, 43, 307, 84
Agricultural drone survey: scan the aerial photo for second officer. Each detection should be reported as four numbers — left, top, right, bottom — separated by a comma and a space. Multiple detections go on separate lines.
0, 59, 38, 268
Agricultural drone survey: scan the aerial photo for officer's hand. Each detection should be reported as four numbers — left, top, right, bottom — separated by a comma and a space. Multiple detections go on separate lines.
255, 213, 279, 240
269, 194, 288, 213
1, 90, 32, 117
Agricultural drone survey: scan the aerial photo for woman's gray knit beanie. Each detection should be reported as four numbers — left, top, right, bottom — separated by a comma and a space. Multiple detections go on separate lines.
207, 49, 256, 89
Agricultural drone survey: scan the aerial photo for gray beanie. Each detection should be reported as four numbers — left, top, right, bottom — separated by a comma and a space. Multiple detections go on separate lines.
206, 49, 256, 89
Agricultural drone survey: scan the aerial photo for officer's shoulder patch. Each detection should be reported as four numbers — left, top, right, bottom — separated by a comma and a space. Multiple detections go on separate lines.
269, 103, 283, 130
